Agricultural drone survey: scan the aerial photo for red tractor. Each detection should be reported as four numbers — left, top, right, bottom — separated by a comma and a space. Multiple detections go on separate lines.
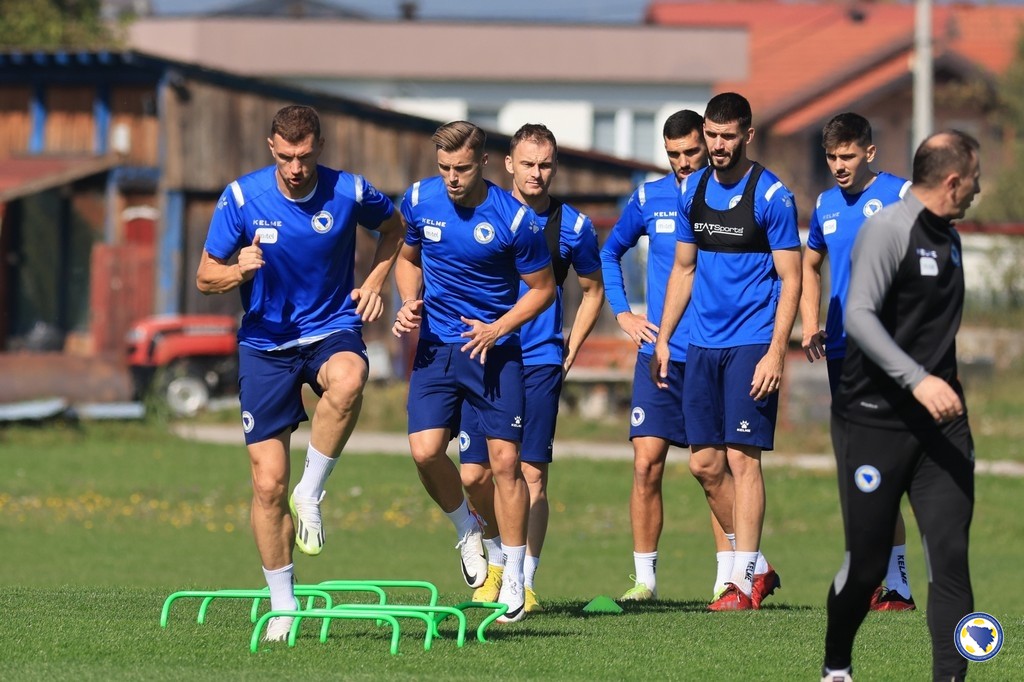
126, 314, 239, 416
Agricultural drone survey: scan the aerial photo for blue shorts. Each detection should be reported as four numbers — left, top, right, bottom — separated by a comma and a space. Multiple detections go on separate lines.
683, 344, 778, 451
238, 330, 367, 445
460, 363, 562, 464
408, 340, 525, 444
630, 352, 687, 448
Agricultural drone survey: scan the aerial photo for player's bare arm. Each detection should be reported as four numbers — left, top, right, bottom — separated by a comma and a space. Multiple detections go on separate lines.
392, 242, 424, 337
351, 212, 406, 322
460, 264, 555, 363
196, 234, 263, 295
563, 269, 605, 374
750, 247, 801, 400
799, 247, 828, 362
651, 241, 695, 388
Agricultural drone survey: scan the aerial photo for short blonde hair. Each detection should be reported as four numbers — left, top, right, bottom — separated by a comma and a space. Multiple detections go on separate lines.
432, 121, 486, 155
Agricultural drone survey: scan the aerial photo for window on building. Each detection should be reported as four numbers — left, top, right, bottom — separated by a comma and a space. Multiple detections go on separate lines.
467, 107, 499, 131
631, 112, 656, 163
592, 111, 617, 155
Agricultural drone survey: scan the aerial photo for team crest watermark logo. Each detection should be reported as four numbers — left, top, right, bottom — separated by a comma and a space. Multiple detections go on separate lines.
954, 612, 1003, 662
458, 431, 470, 452
854, 465, 881, 493
630, 407, 645, 427
863, 199, 884, 217
241, 411, 255, 434
311, 210, 334, 233
474, 222, 495, 244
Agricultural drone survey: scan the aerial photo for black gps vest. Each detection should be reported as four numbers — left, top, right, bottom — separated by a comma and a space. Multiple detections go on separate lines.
543, 198, 570, 287
688, 163, 769, 253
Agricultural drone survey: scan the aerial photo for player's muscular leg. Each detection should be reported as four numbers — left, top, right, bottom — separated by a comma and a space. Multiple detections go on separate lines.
630, 437, 670, 552
248, 431, 294, 569
461, 463, 499, 537
312, 351, 368, 456
521, 462, 549, 556
410, 428, 465, 512
689, 445, 735, 537
487, 438, 529, 546
725, 444, 764, 552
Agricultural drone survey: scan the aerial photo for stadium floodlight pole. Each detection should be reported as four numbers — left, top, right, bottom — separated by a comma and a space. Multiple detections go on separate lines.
912, 0, 934, 153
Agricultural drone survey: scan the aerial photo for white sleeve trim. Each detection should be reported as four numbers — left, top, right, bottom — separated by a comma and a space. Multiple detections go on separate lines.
411, 181, 421, 207
229, 181, 245, 208
765, 180, 784, 202
898, 180, 912, 198
353, 174, 365, 204
510, 206, 526, 234
638, 183, 647, 207
573, 213, 586, 234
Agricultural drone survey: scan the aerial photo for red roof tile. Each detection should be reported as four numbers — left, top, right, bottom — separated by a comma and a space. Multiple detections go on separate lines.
647, 1, 1024, 130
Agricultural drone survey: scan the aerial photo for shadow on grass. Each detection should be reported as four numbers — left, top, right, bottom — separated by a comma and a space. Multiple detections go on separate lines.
537, 599, 816, 617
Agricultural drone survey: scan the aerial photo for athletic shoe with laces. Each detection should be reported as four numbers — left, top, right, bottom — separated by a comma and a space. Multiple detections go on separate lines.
290, 491, 326, 556
618, 574, 656, 602
869, 586, 916, 611
262, 616, 295, 643
455, 525, 487, 588
472, 564, 503, 602
524, 586, 543, 613
752, 564, 781, 609
820, 666, 853, 681
707, 583, 754, 611
496, 577, 526, 623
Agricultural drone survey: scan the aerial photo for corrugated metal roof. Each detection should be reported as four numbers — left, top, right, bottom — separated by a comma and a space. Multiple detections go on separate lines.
0, 156, 118, 202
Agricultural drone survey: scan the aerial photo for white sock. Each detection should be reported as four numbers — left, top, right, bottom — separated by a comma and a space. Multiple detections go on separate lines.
754, 551, 770, 575
524, 554, 540, 589
731, 551, 758, 596
293, 443, 337, 499
502, 544, 526, 587
633, 550, 658, 591
483, 536, 504, 567
714, 551, 735, 597
885, 544, 912, 598
444, 499, 477, 537
725, 533, 736, 550
262, 563, 298, 611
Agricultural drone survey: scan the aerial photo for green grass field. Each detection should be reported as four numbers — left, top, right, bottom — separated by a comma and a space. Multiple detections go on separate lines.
0, 421, 1020, 680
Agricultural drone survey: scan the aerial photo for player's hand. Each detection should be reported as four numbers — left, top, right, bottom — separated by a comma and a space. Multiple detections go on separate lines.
912, 375, 964, 423
351, 287, 384, 322
802, 329, 827, 362
650, 341, 672, 389
459, 316, 502, 364
237, 234, 264, 282
616, 311, 658, 348
750, 348, 785, 400
392, 299, 423, 338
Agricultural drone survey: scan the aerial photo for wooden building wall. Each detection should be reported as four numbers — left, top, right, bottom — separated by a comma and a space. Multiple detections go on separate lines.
0, 87, 30, 159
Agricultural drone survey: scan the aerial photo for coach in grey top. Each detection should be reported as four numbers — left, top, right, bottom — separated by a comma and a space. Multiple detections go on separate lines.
822, 130, 981, 682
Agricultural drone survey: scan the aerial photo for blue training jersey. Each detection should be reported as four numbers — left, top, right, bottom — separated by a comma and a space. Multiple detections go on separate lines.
204, 165, 395, 350
400, 177, 551, 345
519, 199, 601, 366
806, 172, 911, 360
602, 172, 691, 362
677, 165, 800, 348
